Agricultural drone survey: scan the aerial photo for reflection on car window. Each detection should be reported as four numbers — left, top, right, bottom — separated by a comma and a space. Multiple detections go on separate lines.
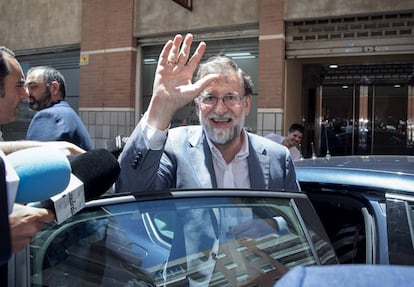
31, 197, 317, 286
387, 197, 414, 265
407, 202, 414, 249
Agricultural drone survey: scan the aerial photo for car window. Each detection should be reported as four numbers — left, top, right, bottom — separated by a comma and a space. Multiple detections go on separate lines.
408, 202, 414, 243
30, 196, 320, 286
386, 195, 414, 265
303, 189, 372, 264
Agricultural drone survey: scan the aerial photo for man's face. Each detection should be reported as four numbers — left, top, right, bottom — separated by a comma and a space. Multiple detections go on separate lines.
196, 71, 251, 146
25, 69, 52, 111
0, 56, 27, 124
285, 130, 303, 148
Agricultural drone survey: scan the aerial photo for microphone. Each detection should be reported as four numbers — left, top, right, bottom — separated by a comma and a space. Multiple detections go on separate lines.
7, 147, 120, 224
36, 148, 120, 224
6, 147, 71, 205
52, 148, 120, 223
67, 148, 120, 201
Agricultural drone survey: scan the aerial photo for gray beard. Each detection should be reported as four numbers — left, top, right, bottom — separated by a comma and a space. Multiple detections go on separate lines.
29, 101, 41, 111
29, 90, 52, 111
200, 113, 245, 146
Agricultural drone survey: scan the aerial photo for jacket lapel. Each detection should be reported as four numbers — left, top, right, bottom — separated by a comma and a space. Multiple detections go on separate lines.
186, 129, 270, 189
187, 128, 216, 188
247, 136, 270, 189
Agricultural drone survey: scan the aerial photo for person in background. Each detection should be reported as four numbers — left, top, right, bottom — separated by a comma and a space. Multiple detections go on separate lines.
265, 123, 304, 161
0, 47, 84, 155
25, 66, 94, 151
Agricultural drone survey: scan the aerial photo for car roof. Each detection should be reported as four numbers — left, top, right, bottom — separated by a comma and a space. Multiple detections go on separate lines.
294, 155, 414, 193
295, 155, 414, 174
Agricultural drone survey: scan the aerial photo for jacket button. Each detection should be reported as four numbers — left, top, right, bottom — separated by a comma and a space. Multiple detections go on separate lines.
131, 152, 143, 169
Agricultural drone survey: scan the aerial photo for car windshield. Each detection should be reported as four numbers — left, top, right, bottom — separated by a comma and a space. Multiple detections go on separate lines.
30, 196, 316, 286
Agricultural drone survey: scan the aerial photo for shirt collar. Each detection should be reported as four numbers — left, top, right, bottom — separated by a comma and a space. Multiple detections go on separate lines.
47, 100, 63, 108
205, 129, 249, 165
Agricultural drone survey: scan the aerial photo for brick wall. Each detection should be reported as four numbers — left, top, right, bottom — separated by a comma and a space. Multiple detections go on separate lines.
258, 0, 286, 135
79, 51, 136, 108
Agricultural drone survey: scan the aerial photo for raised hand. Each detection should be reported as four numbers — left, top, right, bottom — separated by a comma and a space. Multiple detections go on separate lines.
146, 33, 218, 130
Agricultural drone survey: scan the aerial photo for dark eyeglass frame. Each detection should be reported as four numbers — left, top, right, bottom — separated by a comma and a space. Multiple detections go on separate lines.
197, 93, 246, 107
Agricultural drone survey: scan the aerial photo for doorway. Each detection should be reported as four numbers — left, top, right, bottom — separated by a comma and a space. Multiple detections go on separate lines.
314, 84, 409, 156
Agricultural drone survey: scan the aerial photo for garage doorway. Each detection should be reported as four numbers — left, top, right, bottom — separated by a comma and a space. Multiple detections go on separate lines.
316, 84, 409, 156
303, 62, 413, 157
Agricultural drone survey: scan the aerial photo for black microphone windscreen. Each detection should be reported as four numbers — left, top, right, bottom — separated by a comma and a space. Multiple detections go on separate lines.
68, 149, 120, 201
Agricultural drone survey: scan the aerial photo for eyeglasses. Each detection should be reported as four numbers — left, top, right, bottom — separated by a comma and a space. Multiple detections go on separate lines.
197, 93, 245, 107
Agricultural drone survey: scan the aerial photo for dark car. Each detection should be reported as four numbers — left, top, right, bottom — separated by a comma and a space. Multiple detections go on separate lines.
294, 155, 414, 265
9, 189, 337, 287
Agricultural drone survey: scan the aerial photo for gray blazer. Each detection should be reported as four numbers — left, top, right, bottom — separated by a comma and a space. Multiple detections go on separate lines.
116, 122, 299, 193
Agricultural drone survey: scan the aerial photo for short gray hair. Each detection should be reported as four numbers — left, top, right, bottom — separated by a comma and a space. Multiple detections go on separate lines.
27, 66, 67, 99
193, 55, 253, 96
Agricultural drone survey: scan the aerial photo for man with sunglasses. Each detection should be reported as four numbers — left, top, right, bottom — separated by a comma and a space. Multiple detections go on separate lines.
117, 33, 298, 193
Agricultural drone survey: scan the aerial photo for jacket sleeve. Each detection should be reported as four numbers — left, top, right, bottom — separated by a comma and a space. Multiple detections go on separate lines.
115, 120, 175, 193
26, 112, 66, 141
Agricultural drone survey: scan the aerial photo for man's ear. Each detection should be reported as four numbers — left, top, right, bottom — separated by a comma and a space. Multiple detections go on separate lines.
49, 81, 61, 98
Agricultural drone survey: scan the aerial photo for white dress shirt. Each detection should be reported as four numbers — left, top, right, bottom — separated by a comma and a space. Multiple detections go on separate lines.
205, 129, 251, 189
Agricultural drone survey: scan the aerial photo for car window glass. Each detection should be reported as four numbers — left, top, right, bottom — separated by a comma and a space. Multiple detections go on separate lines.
386, 197, 414, 265
31, 196, 317, 286
407, 202, 414, 248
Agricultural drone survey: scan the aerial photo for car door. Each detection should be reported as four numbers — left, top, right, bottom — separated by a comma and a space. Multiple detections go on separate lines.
10, 189, 337, 287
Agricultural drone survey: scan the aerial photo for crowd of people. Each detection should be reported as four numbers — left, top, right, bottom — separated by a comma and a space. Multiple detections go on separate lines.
1, 33, 302, 284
